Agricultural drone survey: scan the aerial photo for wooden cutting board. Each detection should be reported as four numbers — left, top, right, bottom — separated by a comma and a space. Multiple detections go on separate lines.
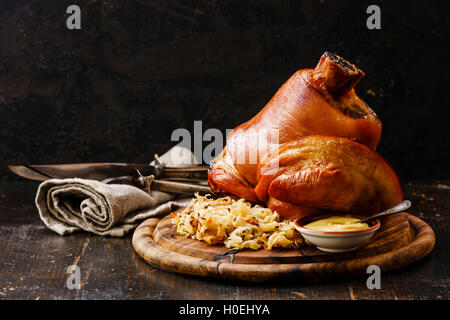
132, 210, 435, 282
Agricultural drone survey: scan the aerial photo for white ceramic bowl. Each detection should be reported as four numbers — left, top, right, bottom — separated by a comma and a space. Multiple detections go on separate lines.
294, 215, 381, 253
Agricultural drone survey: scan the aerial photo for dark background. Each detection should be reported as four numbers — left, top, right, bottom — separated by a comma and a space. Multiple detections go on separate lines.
1, 0, 449, 186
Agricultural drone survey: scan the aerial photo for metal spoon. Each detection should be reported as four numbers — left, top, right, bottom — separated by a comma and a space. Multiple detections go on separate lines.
357, 200, 411, 224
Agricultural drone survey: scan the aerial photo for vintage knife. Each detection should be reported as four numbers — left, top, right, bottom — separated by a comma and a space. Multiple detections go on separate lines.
8, 162, 211, 195
8, 162, 209, 182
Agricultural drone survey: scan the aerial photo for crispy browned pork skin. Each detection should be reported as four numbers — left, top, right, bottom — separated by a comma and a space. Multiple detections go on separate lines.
208, 52, 401, 219
255, 136, 403, 219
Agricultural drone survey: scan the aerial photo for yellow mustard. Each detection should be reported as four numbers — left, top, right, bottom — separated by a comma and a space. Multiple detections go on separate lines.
303, 216, 369, 232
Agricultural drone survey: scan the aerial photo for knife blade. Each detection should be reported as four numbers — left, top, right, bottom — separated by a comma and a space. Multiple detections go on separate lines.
8, 144, 212, 195
8, 162, 209, 182
8, 163, 211, 195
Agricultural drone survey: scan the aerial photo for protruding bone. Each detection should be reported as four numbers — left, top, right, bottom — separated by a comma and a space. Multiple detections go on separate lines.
310, 52, 365, 98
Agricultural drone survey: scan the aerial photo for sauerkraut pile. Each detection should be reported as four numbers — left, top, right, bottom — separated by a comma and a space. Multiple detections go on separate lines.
171, 194, 303, 250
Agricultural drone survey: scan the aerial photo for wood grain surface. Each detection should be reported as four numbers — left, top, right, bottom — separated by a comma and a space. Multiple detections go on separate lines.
132, 211, 435, 282
0, 180, 447, 299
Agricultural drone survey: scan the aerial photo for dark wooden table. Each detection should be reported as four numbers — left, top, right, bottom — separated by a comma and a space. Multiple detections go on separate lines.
0, 180, 448, 300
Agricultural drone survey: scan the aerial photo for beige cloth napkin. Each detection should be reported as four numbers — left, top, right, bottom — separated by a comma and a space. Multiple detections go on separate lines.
35, 146, 197, 236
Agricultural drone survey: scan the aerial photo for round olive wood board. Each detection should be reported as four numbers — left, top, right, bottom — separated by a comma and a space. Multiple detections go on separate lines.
132, 211, 435, 282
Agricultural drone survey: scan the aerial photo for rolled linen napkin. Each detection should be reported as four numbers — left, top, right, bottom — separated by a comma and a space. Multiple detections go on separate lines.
35, 146, 197, 236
